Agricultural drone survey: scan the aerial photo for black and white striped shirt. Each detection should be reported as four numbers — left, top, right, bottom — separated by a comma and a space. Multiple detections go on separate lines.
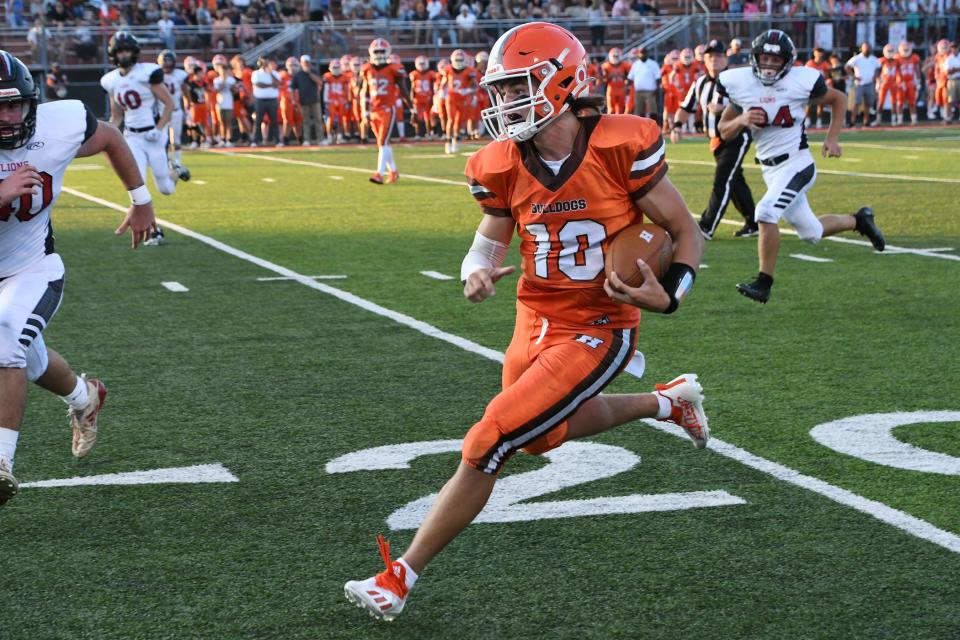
679, 74, 726, 141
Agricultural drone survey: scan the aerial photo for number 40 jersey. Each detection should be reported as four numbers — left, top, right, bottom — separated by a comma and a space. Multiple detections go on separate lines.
716, 65, 827, 162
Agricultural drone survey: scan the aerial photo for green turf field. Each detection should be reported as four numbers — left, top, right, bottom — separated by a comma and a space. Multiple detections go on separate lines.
3, 126, 959, 639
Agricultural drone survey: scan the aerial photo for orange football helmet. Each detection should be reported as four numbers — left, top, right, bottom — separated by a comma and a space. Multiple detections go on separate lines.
898, 41, 913, 57
608, 47, 622, 64
694, 44, 705, 60
680, 48, 694, 65
212, 53, 228, 67
480, 22, 590, 142
369, 38, 391, 65
475, 51, 489, 66
936, 39, 950, 55
414, 55, 429, 71
450, 49, 467, 70
882, 44, 895, 59
329, 58, 342, 76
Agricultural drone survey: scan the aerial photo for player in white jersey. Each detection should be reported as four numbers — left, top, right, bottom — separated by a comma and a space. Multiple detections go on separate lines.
0, 51, 157, 505
158, 49, 191, 171
717, 30, 886, 304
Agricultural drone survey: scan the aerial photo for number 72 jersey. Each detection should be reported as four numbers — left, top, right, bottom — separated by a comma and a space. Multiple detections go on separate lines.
465, 115, 668, 329
716, 65, 827, 161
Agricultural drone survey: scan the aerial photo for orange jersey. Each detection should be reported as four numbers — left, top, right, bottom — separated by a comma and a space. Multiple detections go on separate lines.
279, 70, 295, 102
805, 59, 831, 77
879, 57, 900, 83
600, 61, 631, 92
322, 72, 351, 105
442, 65, 479, 98
897, 53, 920, 84
409, 69, 437, 101
235, 67, 253, 96
935, 53, 950, 85
671, 63, 697, 95
361, 62, 406, 110
465, 115, 668, 329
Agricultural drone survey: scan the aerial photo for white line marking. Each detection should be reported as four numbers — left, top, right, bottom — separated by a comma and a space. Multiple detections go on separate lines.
840, 157, 862, 163
699, 264, 709, 269
420, 270, 454, 280
21, 463, 238, 488
844, 141, 960, 153
882, 246, 955, 255
789, 253, 834, 263
192, 180, 207, 185
65, 164, 104, 171
409, 153, 458, 159
329, 176, 344, 180
262, 177, 276, 182
59, 185, 960, 555
256, 275, 348, 281
902, 155, 921, 160
669, 158, 960, 184
218, 153, 960, 262
162, 281, 189, 292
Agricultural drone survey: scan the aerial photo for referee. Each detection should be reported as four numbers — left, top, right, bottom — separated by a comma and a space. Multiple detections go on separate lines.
669, 39, 758, 240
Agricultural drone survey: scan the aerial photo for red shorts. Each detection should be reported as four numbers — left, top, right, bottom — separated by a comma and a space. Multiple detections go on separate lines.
663, 89, 680, 114
327, 101, 347, 121
413, 97, 432, 122
461, 301, 637, 474
190, 104, 210, 132
606, 89, 627, 114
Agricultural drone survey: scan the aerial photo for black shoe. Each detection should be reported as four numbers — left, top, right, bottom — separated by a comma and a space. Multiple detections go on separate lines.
736, 275, 772, 304
698, 221, 713, 240
734, 223, 759, 238
853, 206, 885, 251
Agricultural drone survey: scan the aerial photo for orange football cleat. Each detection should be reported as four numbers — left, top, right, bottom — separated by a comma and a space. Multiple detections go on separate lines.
369, 172, 385, 184
386, 170, 399, 184
654, 374, 709, 449
344, 535, 410, 621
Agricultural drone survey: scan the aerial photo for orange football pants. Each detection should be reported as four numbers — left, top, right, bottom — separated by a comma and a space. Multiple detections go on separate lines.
606, 89, 627, 114
462, 301, 637, 475
369, 107, 396, 145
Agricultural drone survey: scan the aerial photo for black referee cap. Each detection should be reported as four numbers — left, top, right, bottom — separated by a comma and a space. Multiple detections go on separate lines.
703, 39, 725, 54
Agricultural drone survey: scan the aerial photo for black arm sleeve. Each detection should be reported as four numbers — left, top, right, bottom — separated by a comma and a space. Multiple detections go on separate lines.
809, 75, 828, 100
83, 104, 98, 143
148, 68, 165, 85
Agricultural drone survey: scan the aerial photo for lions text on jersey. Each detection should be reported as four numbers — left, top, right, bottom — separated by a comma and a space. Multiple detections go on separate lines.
0, 100, 95, 278
717, 65, 826, 162
100, 62, 165, 130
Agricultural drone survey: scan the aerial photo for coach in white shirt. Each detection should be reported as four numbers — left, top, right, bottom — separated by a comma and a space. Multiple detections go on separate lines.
845, 42, 881, 126
251, 56, 281, 145
627, 47, 661, 118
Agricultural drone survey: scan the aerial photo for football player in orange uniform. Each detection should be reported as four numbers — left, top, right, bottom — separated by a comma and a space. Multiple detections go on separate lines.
876, 44, 901, 126
185, 61, 212, 147
670, 49, 697, 133
204, 61, 221, 144
600, 47, 631, 114
442, 49, 478, 154
432, 58, 450, 137
323, 58, 351, 144
229, 55, 253, 145
933, 39, 953, 123
473, 51, 490, 138
279, 56, 302, 145
349, 56, 367, 143
896, 41, 920, 125
660, 50, 680, 132
804, 47, 831, 128
360, 38, 410, 183
409, 55, 436, 140
344, 22, 707, 621
388, 53, 408, 140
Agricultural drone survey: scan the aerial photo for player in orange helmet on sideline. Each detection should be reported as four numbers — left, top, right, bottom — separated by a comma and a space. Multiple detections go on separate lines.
661, 50, 680, 133
323, 58, 351, 144
473, 51, 490, 138
600, 47, 631, 114
442, 49, 478, 154
229, 55, 253, 145
432, 58, 450, 138
387, 53, 408, 140
349, 56, 367, 142
895, 41, 920, 125
409, 55, 436, 140
876, 44, 901, 125
670, 48, 697, 133
344, 21, 707, 622
279, 56, 302, 145
359, 38, 410, 183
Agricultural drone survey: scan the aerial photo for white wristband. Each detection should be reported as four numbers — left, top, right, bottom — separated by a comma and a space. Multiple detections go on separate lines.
460, 231, 508, 281
128, 185, 152, 206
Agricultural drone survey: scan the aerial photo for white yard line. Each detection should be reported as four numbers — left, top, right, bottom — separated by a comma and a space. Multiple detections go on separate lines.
256, 275, 347, 281
59, 184, 960, 555
218, 152, 960, 262
790, 253, 834, 263
669, 158, 960, 185
162, 281, 189, 292
421, 270, 454, 280
262, 177, 276, 183
843, 141, 960, 153
192, 180, 207, 185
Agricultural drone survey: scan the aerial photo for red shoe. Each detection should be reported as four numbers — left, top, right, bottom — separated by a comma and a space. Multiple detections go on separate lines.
654, 374, 709, 449
386, 170, 399, 184
344, 535, 410, 621
70, 376, 107, 458
369, 172, 384, 184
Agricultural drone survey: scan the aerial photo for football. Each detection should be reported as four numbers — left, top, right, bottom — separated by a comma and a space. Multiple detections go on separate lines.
605, 223, 674, 288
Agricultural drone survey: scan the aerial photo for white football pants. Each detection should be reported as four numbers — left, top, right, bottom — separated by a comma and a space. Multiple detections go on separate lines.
125, 130, 176, 195
755, 149, 822, 243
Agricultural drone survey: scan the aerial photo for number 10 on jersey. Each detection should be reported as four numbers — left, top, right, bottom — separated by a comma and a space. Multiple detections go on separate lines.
526, 219, 607, 282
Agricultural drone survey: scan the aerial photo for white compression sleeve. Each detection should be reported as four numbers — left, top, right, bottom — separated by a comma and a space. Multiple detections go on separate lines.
460, 231, 508, 282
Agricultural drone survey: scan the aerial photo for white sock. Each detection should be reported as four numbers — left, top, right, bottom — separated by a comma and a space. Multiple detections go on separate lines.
655, 393, 673, 419
174, 149, 182, 163
397, 558, 418, 590
383, 145, 395, 172
62, 375, 89, 410
377, 147, 387, 175
398, 121, 406, 138
0, 427, 19, 469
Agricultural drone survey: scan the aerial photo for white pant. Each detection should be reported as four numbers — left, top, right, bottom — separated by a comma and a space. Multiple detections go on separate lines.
168, 109, 184, 148
125, 129, 176, 195
0, 253, 64, 377
756, 150, 822, 243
